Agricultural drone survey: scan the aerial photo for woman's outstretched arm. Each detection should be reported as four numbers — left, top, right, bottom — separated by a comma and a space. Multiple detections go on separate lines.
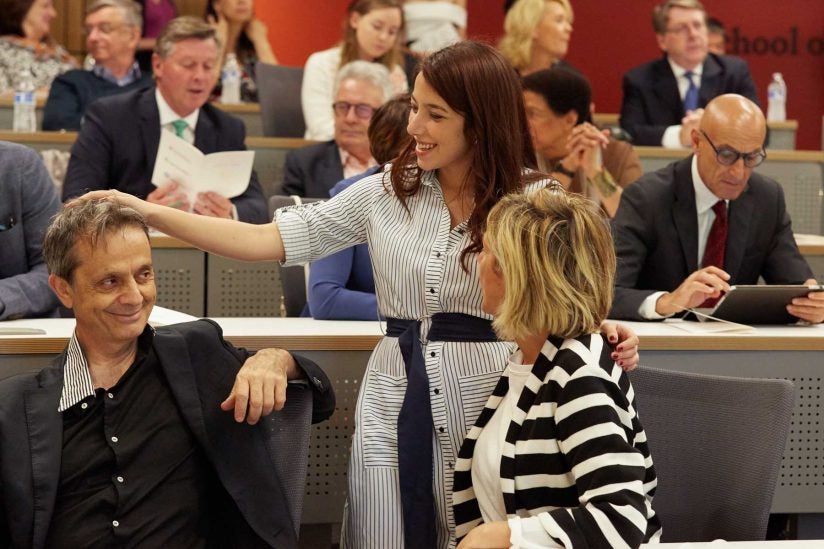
75, 190, 284, 262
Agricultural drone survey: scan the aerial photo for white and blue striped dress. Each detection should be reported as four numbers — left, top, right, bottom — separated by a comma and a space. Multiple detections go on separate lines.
276, 167, 546, 548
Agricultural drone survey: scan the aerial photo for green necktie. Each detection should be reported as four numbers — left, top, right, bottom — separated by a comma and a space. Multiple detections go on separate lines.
171, 119, 187, 138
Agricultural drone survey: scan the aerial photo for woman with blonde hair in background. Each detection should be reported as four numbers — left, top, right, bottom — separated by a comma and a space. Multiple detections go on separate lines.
454, 187, 660, 548
302, 0, 408, 141
499, 0, 573, 76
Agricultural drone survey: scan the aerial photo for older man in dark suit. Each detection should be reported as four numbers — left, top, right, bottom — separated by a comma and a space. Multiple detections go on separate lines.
0, 199, 334, 548
282, 61, 395, 198
0, 142, 61, 319
62, 16, 267, 223
619, 0, 758, 148
611, 94, 824, 322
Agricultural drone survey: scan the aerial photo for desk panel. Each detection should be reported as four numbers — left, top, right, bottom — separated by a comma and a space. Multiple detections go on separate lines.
2, 319, 824, 522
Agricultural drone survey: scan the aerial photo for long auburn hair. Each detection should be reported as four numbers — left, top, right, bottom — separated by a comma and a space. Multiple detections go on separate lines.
340, 0, 404, 70
389, 40, 538, 269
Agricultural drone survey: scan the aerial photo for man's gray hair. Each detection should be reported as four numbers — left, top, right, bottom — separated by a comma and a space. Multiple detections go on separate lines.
334, 61, 396, 105
154, 16, 220, 58
652, 0, 706, 34
43, 200, 149, 282
86, 0, 143, 31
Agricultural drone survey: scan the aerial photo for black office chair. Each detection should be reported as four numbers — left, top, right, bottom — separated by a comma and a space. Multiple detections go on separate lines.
256, 62, 306, 138
631, 366, 795, 542
261, 381, 314, 536
268, 195, 324, 316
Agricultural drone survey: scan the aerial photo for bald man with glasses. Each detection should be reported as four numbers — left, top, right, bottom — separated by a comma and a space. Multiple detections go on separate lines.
281, 60, 394, 198
610, 94, 824, 322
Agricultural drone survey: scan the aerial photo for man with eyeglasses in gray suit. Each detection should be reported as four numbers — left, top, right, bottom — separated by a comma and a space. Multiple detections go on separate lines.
610, 94, 824, 323
281, 60, 394, 198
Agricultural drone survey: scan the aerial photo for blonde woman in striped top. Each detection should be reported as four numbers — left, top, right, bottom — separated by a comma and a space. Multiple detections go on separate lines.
454, 188, 661, 548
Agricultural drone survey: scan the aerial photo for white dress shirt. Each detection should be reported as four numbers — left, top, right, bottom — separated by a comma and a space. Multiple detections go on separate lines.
661, 58, 704, 149
638, 155, 727, 319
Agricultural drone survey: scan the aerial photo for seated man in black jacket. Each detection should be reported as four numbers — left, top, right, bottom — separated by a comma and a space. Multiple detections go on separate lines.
0, 199, 335, 548
282, 60, 395, 198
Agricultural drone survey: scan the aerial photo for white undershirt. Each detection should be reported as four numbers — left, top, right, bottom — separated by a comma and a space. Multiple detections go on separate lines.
471, 351, 556, 548
661, 57, 704, 148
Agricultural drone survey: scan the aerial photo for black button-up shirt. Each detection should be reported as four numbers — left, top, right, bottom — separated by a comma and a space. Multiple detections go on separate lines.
46, 328, 218, 547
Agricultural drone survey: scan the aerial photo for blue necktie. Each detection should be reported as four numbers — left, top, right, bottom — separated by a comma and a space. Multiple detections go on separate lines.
683, 70, 699, 113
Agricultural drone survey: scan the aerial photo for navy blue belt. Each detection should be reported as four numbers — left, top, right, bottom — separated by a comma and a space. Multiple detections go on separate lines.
387, 313, 499, 548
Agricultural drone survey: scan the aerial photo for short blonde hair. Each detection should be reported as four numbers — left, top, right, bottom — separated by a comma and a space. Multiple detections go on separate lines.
485, 187, 615, 341
154, 16, 220, 58
499, 0, 572, 72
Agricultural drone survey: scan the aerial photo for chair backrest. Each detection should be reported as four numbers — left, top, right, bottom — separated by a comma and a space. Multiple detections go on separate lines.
256, 62, 306, 138
631, 366, 795, 542
268, 195, 324, 316
260, 380, 314, 535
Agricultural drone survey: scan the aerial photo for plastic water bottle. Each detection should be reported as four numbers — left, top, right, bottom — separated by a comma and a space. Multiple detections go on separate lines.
767, 72, 787, 122
12, 69, 36, 132
220, 53, 241, 104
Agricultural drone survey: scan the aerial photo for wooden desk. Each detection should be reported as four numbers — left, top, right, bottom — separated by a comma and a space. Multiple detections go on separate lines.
593, 113, 799, 150
3, 317, 824, 520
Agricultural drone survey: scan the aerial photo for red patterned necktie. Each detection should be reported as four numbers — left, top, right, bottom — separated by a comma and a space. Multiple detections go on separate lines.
699, 200, 728, 307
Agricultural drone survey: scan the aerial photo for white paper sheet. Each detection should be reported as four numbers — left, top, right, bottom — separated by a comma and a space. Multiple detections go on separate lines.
150, 130, 254, 199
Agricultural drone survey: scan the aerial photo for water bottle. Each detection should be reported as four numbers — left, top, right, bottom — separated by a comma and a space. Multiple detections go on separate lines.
766, 72, 787, 122
12, 69, 36, 132
220, 53, 241, 104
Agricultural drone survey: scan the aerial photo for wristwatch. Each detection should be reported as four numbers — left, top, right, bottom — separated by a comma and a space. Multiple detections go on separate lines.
552, 161, 576, 178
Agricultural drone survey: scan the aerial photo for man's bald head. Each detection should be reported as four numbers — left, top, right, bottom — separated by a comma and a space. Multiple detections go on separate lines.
699, 94, 766, 145
692, 94, 767, 200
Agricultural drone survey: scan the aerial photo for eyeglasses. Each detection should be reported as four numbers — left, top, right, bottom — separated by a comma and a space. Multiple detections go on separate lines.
83, 22, 128, 36
700, 130, 766, 168
333, 102, 376, 119
665, 20, 706, 35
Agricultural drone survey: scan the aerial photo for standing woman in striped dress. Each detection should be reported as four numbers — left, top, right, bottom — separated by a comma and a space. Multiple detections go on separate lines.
76, 40, 640, 548
454, 188, 660, 548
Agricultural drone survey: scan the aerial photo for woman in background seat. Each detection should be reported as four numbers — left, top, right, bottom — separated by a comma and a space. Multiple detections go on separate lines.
0, 0, 77, 94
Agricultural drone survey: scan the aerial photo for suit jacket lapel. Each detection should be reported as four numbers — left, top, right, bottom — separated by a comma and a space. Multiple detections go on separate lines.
153, 330, 211, 450
653, 58, 685, 121
140, 89, 162, 180
25, 360, 65, 549
672, 158, 700, 273
699, 55, 723, 107
194, 108, 218, 154
725, 186, 754, 280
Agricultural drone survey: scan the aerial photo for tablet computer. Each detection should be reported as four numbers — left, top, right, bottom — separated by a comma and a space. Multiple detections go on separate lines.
700, 285, 821, 324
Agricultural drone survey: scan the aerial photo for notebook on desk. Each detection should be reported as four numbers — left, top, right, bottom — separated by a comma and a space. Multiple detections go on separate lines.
695, 284, 820, 325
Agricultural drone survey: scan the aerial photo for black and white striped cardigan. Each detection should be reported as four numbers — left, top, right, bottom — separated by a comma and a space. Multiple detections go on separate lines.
453, 333, 662, 548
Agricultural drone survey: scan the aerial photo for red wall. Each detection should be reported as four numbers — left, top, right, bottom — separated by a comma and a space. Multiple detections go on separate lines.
258, 0, 824, 149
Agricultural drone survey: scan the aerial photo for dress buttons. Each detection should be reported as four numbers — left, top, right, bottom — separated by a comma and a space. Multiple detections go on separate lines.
436, 252, 441, 258
438, 426, 445, 433
430, 351, 436, 357
434, 388, 440, 395
111, 436, 119, 443
116, 476, 124, 483
107, 392, 114, 399
429, 288, 435, 294
112, 520, 120, 528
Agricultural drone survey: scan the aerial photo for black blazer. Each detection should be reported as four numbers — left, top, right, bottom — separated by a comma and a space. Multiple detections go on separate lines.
610, 156, 813, 320
0, 320, 335, 549
281, 140, 343, 198
62, 86, 268, 223
619, 54, 759, 146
